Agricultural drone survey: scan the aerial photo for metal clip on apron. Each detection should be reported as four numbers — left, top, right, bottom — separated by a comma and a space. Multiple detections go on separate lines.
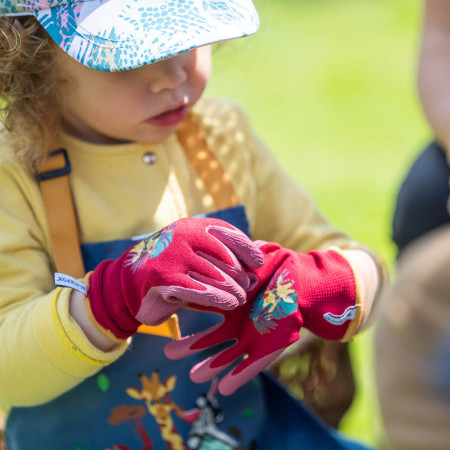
35, 112, 239, 340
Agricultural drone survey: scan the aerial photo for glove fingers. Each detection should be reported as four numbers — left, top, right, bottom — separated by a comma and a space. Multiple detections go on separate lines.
172, 280, 244, 309
196, 250, 250, 292
189, 342, 243, 384
164, 322, 226, 360
137, 281, 246, 326
207, 225, 264, 269
246, 271, 259, 292
135, 291, 182, 325
188, 266, 247, 305
218, 348, 285, 396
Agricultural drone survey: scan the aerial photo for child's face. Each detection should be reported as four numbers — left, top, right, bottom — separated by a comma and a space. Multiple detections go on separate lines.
56, 46, 212, 145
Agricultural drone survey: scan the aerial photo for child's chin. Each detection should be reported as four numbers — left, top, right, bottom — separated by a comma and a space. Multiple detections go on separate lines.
139, 128, 178, 145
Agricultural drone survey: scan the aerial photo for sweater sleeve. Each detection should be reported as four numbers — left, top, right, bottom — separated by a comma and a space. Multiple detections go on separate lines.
0, 151, 127, 409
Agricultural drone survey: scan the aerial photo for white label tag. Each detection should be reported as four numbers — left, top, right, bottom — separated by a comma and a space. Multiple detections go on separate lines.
323, 305, 357, 326
55, 273, 87, 296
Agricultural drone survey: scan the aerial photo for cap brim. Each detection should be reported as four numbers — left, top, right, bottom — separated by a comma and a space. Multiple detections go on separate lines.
35, 0, 259, 71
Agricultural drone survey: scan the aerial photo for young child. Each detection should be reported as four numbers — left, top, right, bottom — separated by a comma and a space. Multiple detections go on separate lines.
0, 1, 387, 448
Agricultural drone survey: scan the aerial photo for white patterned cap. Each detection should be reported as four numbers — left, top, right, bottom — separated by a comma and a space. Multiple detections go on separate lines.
1, 0, 259, 71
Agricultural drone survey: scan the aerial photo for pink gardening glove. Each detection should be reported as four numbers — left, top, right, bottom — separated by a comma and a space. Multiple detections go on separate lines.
164, 241, 360, 395
86, 217, 264, 340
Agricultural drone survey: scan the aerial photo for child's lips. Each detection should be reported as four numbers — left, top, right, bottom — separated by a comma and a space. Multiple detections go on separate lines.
147, 105, 188, 127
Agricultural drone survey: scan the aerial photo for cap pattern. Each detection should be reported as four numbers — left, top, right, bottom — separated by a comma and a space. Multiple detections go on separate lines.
1, 0, 87, 14
2, 0, 259, 71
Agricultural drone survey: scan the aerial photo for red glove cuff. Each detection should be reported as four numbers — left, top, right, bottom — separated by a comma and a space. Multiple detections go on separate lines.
87, 256, 141, 340
298, 248, 361, 341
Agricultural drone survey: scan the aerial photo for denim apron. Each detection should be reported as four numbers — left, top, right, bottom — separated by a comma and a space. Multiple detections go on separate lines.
5, 206, 372, 450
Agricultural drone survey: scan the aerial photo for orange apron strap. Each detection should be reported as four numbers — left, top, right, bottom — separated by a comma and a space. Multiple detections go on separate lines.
176, 112, 239, 209
36, 149, 86, 279
36, 149, 180, 340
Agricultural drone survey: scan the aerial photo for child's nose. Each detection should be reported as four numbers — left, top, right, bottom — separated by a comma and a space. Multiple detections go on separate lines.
147, 57, 188, 94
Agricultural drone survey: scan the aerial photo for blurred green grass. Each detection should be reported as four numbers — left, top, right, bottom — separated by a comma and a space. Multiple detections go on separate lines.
206, 0, 426, 447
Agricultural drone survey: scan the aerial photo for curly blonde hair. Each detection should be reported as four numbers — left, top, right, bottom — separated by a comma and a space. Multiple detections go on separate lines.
0, 16, 61, 166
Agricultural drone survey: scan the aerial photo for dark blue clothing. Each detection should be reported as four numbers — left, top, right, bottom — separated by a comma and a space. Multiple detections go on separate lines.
393, 141, 450, 256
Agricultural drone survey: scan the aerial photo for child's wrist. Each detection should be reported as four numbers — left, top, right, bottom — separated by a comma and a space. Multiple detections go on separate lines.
69, 288, 122, 351
340, 248, 380, 334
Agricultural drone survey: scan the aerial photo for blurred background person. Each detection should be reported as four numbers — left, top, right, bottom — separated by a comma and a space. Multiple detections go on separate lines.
380, 3, 450, 447
393, 0, 450, 257
375, 224, 450, 450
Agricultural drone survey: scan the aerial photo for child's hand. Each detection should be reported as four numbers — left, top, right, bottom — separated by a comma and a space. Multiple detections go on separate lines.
85, 217, 264, 340
164, 241, 360, 396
